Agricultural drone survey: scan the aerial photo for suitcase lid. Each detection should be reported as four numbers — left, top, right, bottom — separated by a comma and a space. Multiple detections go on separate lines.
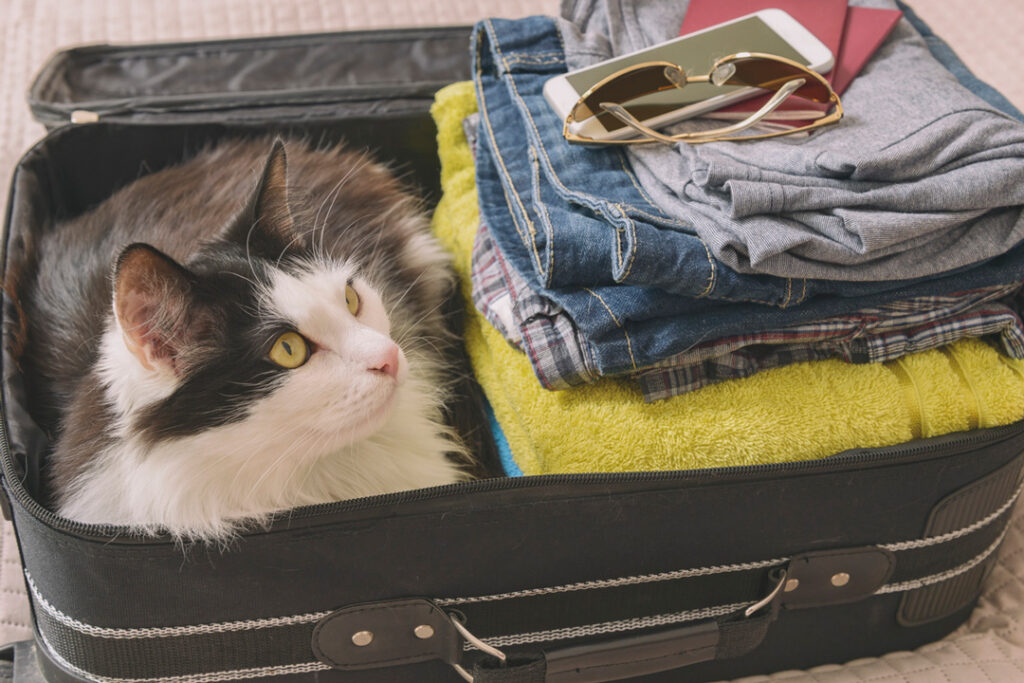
27, 26, 473, 127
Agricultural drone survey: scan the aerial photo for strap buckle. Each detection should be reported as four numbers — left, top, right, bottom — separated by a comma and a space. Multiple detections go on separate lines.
744, 567, 788, 618
449, 612, 507, 682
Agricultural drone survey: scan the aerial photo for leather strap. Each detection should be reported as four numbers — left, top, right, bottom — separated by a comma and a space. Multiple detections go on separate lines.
471, 613, 777, 683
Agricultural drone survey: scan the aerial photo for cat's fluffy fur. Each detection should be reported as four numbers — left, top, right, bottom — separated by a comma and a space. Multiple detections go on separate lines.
10, 138, 470, 540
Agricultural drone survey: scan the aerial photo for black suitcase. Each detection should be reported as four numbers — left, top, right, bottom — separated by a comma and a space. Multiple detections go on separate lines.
2, 12, 1024, 683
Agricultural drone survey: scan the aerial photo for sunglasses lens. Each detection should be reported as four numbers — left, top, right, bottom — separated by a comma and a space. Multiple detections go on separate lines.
576, 64, 680, 121
724, 57, 832, 103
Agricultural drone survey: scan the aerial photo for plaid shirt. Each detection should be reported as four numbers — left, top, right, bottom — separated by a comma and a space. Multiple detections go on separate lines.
472, 221, 1024, 402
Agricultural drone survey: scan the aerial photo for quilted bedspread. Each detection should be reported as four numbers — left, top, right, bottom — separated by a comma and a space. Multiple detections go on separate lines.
2, 1, 1023, 680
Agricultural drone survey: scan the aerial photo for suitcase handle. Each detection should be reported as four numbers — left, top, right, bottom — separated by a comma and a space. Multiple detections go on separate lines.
462, 569, 786, 683
314, 545, 899, 682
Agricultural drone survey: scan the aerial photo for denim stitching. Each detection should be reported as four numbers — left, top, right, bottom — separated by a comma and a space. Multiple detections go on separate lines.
528, 146, 557, 280
494, 42, 728, 303
505, 53, 563, 64
498, 178, 533, 253
693, 237, 716, 298
507, 51, 561, 58
499, 56, 717, 292
474, 29, 530, 250
617, 204, 638, 279
481, 19, 806, 308
475, 22, 548, 283
496, 62, 695, 234
614, 223, 624, 271
614, 150, 662, 212
583, 288, 639, 371
504, 57, 564, 67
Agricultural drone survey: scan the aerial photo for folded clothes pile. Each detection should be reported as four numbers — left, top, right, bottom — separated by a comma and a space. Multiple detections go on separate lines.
431, 81, 1024, 476
432, 0, 1024, 476
467, 0, 1024, 403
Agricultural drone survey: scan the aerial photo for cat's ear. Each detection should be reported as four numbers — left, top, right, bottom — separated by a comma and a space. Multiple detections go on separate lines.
228, 139, 305, 258
113, 244, 213, 376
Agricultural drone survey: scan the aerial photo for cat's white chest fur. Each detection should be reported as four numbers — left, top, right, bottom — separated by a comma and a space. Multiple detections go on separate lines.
59, 375, 462, 539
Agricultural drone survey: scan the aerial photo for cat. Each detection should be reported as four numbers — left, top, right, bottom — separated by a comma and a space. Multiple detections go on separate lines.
8, 137, 472, 540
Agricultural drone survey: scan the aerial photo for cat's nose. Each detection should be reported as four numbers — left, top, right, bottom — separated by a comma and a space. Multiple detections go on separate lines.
370, 344, 401, 380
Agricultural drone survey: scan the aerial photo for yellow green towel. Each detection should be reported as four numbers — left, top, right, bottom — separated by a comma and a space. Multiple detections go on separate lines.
430, 81, 1024, 475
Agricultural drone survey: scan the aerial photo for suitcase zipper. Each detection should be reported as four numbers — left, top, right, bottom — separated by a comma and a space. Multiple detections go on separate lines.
2, 414, 1023, 542
33, 84, 453, 128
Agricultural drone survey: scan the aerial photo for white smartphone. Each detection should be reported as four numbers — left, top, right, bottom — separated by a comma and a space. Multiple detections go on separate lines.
543, 9, 834, 141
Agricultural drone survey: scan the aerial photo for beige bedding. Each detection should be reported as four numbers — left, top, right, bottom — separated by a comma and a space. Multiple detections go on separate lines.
1, 1, 1022, 680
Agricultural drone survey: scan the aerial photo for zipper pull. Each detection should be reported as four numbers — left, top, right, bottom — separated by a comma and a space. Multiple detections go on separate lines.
70, 110, 100, 124
0, 482, 12, 522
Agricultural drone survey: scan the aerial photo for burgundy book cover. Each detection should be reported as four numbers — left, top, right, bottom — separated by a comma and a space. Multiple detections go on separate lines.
829, 6, 903, 96
682, 2, 902, 122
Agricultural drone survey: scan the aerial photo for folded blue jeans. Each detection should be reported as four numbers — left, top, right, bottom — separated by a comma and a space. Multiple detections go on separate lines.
471, 14, 1024, 378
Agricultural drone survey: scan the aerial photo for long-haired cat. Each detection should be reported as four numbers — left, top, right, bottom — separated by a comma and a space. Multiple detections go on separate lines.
9, 137, 472, 540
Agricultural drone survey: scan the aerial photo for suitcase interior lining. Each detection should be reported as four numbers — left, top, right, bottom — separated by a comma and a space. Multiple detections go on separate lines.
28, 29, 474, 126
0, 116, 502, 511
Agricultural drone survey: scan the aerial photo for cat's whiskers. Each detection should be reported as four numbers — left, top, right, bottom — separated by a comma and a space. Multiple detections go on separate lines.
314, 157, 373, 257
280, 429, 336, 506
383, 267, 430, 313
274, 234, 307, 270
242, 428, 322, 505
214, 427, 313, 498
221, 269, 263, 291
392, 298, 451, 345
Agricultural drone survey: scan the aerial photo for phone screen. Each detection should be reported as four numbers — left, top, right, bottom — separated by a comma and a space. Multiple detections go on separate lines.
564, 16, 810, 132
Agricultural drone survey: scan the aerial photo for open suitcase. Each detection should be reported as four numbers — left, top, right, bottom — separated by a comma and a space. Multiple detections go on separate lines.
2, 8, 1024, 683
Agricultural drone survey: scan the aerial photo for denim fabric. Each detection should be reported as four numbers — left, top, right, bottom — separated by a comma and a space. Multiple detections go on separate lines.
474, 219, 1024, 400
471, 15, 1024, 378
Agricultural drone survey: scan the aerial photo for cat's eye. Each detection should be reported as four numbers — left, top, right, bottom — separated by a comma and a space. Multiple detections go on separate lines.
268, 331, 309, 369
345, 283, 360, 315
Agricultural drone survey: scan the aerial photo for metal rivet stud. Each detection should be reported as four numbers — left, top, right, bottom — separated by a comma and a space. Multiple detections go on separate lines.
352, 630, 374, 647
831, 572, 851, 587
784, 578, 800, 592
414, 624, 435, 639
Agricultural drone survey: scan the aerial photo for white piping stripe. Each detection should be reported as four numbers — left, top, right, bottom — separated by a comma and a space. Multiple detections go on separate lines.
441, 479, 1023, 607
470, 529, 1013, 653
25, 572, 330, 639
880, 478, 1024, 552
876, 525, 1010, 595
435, 557, 786, 606
467, 602, 751, 651
36, 626, 330, 683
25, 476, 1023, 645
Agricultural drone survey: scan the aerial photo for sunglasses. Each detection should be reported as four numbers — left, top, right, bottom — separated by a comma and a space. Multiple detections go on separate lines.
563, 52, 843, 145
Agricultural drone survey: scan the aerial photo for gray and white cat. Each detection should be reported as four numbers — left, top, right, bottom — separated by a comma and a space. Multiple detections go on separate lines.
9, 138, 471, 540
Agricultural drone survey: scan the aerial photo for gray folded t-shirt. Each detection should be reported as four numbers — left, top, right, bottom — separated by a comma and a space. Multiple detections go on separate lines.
557, 0, 1024, 281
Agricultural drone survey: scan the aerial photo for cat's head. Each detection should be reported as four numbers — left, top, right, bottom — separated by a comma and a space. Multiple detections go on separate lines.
102, 141, 409, 450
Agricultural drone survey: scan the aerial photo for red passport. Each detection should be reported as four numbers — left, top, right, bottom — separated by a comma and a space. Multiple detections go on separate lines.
828, 6, 903, 96
680, 1, 902, 123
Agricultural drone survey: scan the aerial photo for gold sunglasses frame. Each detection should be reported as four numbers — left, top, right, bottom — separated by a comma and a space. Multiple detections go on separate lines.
562, 51, 843, 145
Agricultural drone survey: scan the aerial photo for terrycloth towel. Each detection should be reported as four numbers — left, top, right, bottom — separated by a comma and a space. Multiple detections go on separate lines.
431, 81, 1024, 475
